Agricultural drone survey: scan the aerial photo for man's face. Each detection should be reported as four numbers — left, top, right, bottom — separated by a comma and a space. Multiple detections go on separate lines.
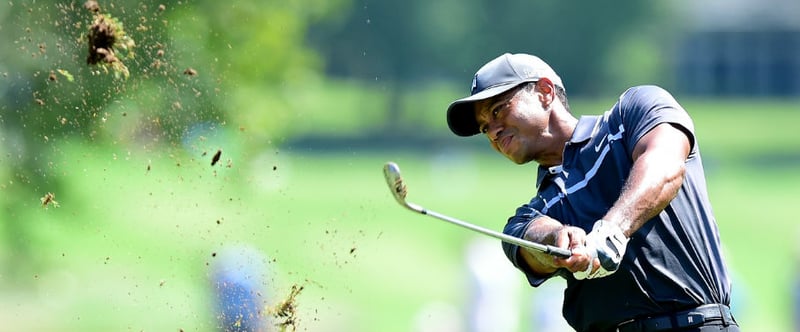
473, 85, 554, 165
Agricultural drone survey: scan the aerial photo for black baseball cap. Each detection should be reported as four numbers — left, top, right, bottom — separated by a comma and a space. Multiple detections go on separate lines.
446, 53, 564, 137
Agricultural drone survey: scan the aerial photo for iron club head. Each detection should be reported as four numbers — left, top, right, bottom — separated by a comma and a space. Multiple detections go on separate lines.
383, 162, 408, 205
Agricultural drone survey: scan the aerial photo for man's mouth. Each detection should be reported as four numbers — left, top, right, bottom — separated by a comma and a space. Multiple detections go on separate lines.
499, 135, 512, 154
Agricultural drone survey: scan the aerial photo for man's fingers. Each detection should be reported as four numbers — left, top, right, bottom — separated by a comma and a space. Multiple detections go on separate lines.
573, 259, 598, 280
555, 228, 571, 249
553, 226, 599, 276
568, 229, 584, 249
555, 245, 591, 271
554, 227, 586, 258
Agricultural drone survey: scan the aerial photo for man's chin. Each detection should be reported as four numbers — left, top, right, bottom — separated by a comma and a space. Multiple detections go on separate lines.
504, 153, 532, 165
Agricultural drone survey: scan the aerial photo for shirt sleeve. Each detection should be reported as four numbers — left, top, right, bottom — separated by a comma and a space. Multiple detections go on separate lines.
502, 202, 566, 286
616, 85, 696, 156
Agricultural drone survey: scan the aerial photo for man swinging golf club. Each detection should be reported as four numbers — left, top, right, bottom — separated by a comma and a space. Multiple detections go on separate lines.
444, 53, 739, 332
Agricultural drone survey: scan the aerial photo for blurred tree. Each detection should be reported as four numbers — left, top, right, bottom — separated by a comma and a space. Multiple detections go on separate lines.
308, 0, 668, 129
0, 0, 671, 279
0, 0, 350, 280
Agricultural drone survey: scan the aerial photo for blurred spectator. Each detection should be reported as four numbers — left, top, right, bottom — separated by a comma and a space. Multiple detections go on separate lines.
464, 238, 521, 332
528, 280, 572, 332
210, 245, 271, 332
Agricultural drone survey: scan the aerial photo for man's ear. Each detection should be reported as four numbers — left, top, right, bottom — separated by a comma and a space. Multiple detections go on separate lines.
536, 78, 555, 107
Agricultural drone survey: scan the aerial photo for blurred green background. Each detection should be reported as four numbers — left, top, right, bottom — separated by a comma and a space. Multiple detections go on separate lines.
1, 1, 799, 331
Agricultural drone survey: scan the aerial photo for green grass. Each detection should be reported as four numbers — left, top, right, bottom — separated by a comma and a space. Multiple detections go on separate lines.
1, 99, 799, 331
1, 142, 524, 331
705, 164, 800, 332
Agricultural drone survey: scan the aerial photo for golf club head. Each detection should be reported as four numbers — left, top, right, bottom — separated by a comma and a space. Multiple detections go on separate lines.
383, 162, 408, 206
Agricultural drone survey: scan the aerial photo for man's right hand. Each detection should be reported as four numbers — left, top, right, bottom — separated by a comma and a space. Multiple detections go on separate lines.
518, 217, 618, 279
551, 225, 596, 275
519, 217, 589, 276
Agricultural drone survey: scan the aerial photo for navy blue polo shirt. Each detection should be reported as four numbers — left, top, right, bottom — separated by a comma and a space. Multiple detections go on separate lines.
501, 85, 732, 331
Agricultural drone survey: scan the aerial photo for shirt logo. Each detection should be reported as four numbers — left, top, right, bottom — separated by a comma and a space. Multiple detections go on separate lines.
594, 134, 607, 152
594, 124, 625, 152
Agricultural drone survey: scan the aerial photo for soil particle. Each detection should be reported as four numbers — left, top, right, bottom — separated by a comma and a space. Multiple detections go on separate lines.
83, 0, 100, 13
271, 284, 304, 331
211, 149, 222, 166
40, 192, 59, 208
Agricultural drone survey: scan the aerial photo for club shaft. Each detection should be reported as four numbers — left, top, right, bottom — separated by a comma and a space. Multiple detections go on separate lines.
401, 201, 571, 258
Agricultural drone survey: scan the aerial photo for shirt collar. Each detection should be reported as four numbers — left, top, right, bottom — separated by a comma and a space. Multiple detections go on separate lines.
536, 165, 549, 188
569, 115, 601, 144
535, 115, 601, 187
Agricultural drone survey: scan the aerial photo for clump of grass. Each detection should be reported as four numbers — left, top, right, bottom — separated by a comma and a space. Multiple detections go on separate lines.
85, 1, 135, 79
269, 284, 304, 332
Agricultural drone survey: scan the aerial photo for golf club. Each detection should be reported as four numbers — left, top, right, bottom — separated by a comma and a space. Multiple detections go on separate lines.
382, 161, 571, 258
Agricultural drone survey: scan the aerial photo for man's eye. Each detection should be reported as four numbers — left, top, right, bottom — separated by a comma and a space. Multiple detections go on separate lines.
492, 108, 500, 118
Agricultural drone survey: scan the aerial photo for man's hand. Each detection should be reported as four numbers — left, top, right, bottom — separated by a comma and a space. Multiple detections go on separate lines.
573, 220, 629, 280
520, 218, 628, 279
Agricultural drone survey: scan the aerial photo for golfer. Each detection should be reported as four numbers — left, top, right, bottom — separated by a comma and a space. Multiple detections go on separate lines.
446, 53, 739, 331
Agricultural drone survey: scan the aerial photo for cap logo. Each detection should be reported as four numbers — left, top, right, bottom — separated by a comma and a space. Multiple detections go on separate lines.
470, 74, 478, 95
522, 69, 533, 78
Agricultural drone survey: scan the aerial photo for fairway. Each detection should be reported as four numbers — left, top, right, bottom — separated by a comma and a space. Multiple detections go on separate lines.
0, 97, 797, 332
1, 142, 537, 331
1, 113, 798, 331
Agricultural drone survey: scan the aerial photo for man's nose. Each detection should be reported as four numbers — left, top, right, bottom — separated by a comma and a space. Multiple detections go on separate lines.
486, 122, 502, 142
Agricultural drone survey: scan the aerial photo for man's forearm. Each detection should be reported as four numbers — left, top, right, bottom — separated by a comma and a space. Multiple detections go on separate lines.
519, 216, 566, 275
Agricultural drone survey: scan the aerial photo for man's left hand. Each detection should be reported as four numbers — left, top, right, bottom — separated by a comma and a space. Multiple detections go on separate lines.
573, 220, 629, 280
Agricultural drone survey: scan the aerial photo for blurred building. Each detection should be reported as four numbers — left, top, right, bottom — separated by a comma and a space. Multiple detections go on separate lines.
674, 0, 800, 96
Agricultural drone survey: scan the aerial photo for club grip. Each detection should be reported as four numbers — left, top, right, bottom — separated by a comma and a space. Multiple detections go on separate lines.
547, 246, 572, 258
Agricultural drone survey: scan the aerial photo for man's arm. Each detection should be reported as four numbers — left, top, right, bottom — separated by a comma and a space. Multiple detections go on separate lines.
604, 122, 691, 236
518, 122, 692, 277
571, 122, 692, 279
